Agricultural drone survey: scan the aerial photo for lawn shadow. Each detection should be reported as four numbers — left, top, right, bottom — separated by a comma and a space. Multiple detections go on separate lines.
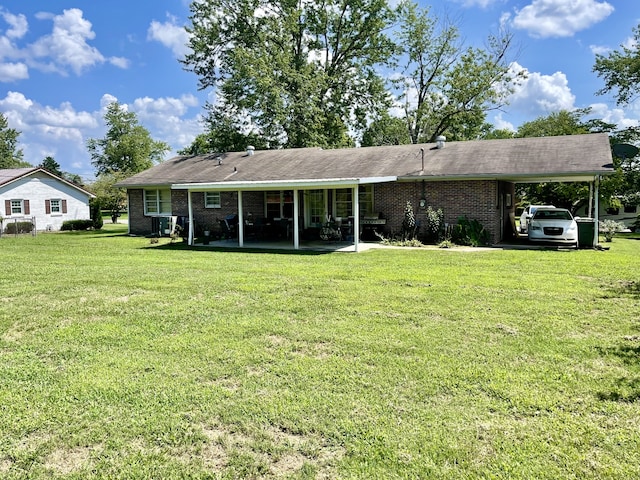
596, 341, 640, 403
145, 241, 334, 256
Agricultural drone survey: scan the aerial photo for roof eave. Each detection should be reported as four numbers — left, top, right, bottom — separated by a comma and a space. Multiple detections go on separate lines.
171, 176, 397, 191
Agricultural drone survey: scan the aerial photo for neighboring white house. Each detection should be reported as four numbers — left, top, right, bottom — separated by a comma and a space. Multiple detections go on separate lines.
0, 168, 95, 231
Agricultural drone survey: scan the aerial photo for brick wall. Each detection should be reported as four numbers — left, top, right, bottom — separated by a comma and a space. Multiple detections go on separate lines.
373, 180, 510, 244
128, 182, 515, 243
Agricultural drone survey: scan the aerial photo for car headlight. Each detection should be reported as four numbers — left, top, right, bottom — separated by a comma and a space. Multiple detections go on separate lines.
530, 225, 541, 231
567, 223, 577, 231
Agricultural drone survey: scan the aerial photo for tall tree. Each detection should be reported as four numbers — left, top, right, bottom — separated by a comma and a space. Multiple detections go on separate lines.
87, 102, 170, 176
0, 112, 29, 169
391, 1, 521, 144
594, 24, 640, 105
182, 0, 395, 149
40, 156, 63, 177
361, 113, 411, 146
89, 172, 128, 224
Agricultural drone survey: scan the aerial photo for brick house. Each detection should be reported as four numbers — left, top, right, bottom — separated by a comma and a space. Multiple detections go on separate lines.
117, 134, 614, 251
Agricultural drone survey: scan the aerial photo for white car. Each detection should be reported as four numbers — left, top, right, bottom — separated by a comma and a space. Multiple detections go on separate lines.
519, 204, 555, 233
528, 208, 578, 247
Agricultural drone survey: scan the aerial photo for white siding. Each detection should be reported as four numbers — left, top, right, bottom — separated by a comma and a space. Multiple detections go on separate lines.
0, 172, 92, 231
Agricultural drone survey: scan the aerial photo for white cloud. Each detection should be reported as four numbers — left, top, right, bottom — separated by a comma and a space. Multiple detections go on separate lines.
147, 15, 191, 58
27, 8, 106, 75
508, 0, 614, 38
454, 0, 504, 8
491, 113, 515, 131
505, 62, 576, 116
587, 102, 639, 130
0, 62, 28, 82
108, 56, 130, 69
1, 9, 28, 39
590, 44, 610, 55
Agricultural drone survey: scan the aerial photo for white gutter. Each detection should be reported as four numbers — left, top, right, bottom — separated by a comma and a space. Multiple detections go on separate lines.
171, 176, 397, 191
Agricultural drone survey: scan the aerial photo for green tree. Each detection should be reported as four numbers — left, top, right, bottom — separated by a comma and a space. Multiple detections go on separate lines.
183, 0, 395, 149
40, 156, 63, 176
87, 102, 170, 176
361, 114, 411, 147
0, 112, 30, 169
391, 1, 521, 144
594, 24, 640, 105
89, 173, 128, 224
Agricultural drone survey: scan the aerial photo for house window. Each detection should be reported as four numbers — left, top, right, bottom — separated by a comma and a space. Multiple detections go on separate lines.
306, 190, 325, 227
359, 185, 374, 217
623, 205, 637, 214
332, 185, 374, 219
335, 189, 352, 219
50, 199, 61, 213
265, 191, 294, 219
11, 200, 23, 215
205, 192, 221, 208
144, 189, 172, 215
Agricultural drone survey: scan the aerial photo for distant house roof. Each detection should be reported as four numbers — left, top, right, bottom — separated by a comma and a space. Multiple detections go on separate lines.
0, 167, 95, 197
118, 133, 615, 190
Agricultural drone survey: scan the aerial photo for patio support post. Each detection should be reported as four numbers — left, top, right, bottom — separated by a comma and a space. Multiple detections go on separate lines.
594, 176, 600, 246
588, 182, 593, 218
187, 189, 194, 246
237, 190, 244, 247
353, 185, 360, 252
293, 188, 300, 250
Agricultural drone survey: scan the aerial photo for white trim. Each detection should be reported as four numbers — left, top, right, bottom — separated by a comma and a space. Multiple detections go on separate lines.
171, 176, 397, 191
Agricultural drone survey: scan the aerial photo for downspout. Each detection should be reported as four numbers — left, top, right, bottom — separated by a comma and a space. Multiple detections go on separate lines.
187, 189, 194, 246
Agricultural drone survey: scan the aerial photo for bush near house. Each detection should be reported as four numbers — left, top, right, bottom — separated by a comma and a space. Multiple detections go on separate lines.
3, 221, 34, 234
60, 219, 95, 231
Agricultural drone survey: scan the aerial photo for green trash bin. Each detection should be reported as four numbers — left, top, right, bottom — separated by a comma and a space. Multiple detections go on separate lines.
576, 218, 595, 248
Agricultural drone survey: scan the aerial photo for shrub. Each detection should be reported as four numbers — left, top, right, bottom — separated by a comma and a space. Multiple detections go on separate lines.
90, 201, 103, 230
61, 220, 95, 231
401, 201, 417, 240
422, 206, 445, 244
4, 221, 34, 234
600, 219, 625, 242
451, 216, 490, 247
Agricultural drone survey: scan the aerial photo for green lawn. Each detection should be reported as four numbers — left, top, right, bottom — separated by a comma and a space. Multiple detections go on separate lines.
1, 225, 639, 479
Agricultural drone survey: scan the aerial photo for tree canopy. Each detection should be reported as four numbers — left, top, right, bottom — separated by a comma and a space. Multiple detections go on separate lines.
40, 156, 63, 177
183, 0, 396, 150
594, 24, 640, 105
391, 1, 520, 144
0, 112, 29, 169
87, 102, 170, 177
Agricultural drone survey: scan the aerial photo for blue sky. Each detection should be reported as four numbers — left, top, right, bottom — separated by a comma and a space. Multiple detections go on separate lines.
0, 0, 638, 180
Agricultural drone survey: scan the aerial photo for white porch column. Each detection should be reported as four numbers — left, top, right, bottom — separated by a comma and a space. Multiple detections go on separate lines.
587, 182, 593, 218
594, 176, 600, 246
293, 188, 300, 250
237, 190, 244, 247
353, 185, 360, 252
187, 189, 194, 246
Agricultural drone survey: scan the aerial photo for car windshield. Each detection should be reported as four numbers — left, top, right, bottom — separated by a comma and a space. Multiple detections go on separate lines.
533, 210, 572, 220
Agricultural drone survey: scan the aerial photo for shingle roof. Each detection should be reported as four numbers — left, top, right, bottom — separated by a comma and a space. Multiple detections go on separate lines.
0, 167, 95, 197
118, 133, 614, 188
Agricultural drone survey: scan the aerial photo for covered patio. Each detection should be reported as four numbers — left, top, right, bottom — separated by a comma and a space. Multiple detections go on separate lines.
175, 176, 395, 252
